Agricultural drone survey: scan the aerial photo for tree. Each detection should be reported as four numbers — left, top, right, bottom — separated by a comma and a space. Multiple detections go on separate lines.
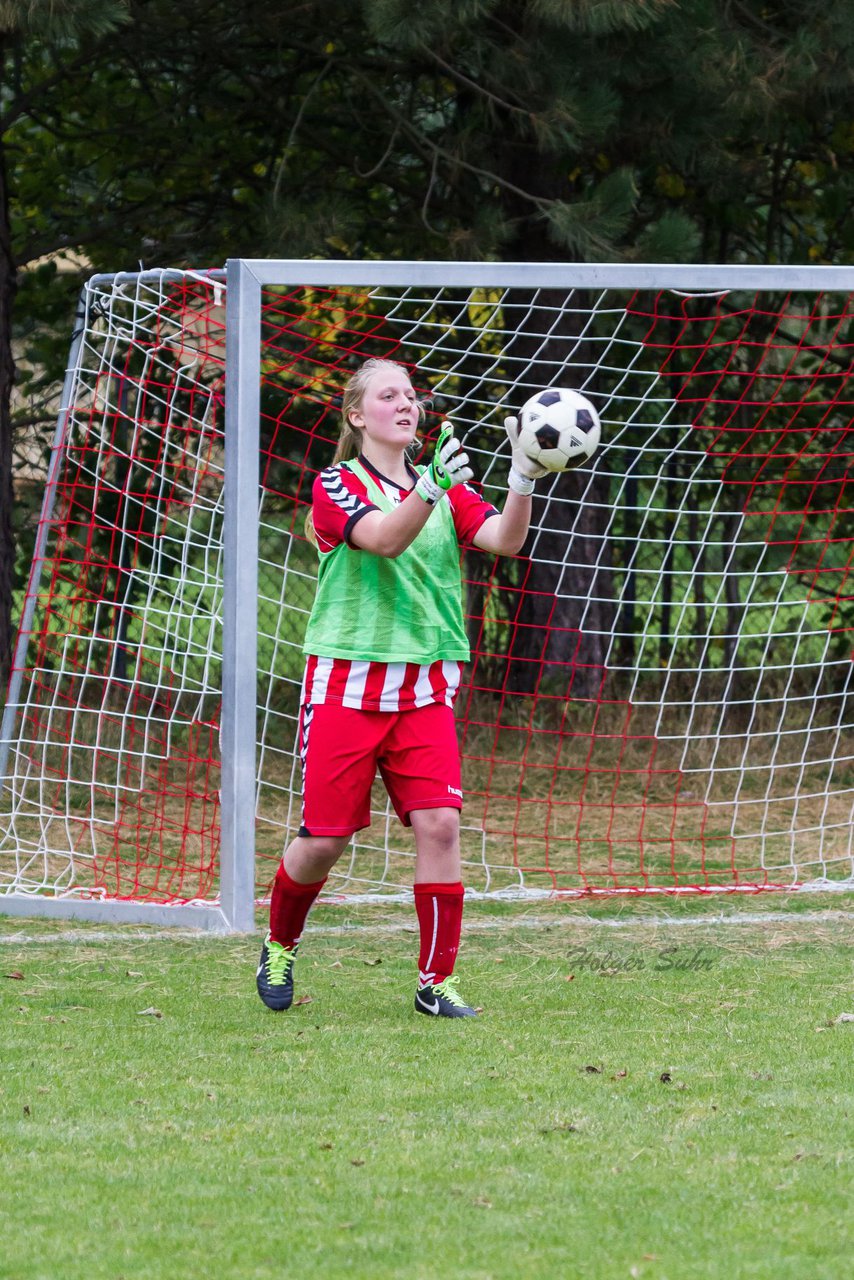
0, 0, 132, 684
249, 0, 854, 690
1, 0, 353, 682
5, 0, 854, 688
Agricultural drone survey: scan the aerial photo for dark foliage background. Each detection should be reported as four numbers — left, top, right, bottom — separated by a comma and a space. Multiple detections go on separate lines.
2, 0, 854, 681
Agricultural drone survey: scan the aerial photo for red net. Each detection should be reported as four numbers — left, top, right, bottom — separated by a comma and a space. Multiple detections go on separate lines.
3, 275, 852, 905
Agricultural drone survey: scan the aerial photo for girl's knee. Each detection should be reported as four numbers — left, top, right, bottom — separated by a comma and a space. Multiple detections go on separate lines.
412, 806, 460, 850
307, 834, 351, 862
283, 833, 351, 882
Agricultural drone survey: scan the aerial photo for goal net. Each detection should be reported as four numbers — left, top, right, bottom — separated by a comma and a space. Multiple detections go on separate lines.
2, 261, 853, 927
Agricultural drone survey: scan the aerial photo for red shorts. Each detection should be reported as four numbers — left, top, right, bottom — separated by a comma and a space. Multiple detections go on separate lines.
298, 701, 463, 836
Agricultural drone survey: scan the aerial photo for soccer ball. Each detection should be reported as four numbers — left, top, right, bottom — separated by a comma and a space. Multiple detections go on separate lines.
516, 387, 601, 472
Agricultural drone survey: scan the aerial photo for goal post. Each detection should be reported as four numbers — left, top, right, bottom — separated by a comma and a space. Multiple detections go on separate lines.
2, 258, 854, 930
0, 269, 241, 931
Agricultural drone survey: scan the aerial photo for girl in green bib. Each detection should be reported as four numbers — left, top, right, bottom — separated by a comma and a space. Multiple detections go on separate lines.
257, 358, 544, 1017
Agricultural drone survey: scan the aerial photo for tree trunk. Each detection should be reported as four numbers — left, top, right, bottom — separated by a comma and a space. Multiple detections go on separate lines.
0, 124, 18, 691
493, 116, 617, 700
499, 286, 615, 698
617, 454, 638, 670
658, 449, 678, 667
509, 462, 615, 699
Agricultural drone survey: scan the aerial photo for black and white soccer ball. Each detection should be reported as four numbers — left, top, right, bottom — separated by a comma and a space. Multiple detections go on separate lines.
517, 387, 601, 472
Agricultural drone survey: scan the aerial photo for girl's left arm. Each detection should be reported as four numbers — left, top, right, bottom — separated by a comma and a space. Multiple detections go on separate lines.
469, 413, 548, 556
471, 489, 532, 557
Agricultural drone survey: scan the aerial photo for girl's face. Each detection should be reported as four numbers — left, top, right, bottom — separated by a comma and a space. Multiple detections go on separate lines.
350, 368, 419, 450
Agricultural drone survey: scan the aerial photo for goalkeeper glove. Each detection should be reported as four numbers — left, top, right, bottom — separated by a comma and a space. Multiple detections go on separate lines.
504, 415, 548, 495
415, 423, 474, 505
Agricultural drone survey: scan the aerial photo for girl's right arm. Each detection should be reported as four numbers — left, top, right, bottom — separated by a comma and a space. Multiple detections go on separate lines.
351, 429, 472, 559
349, 490, 437, 558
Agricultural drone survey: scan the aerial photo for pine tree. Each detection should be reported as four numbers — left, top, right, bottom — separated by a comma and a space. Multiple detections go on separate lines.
4, 0, 854, 684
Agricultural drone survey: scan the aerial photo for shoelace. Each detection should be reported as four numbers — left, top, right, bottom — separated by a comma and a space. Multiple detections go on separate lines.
265, 941, 296, 984
432, 975, 468, 1007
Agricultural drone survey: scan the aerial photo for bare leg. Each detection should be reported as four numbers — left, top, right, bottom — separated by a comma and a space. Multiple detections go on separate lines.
282, 833, 352, 883
410, 806, 461, 883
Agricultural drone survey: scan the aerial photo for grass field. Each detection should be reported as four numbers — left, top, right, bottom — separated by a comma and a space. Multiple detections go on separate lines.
2, 893, 852, 1280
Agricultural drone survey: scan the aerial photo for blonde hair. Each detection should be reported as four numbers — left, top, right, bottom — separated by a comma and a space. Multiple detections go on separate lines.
305, 358, 423, 546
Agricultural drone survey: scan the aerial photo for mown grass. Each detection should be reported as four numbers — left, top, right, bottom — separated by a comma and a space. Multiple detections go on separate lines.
2, 898, 852, 1280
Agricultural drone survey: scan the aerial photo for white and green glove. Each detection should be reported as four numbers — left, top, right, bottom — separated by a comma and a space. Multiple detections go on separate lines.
504, 415, 548, 496
415, 422, 474, 505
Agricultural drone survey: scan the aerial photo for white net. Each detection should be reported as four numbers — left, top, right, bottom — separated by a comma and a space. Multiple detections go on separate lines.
1, 268, 852, 914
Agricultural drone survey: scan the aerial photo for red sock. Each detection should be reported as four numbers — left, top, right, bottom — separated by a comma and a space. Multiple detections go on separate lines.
269, 863, 327, 949
414, 881, 464, 987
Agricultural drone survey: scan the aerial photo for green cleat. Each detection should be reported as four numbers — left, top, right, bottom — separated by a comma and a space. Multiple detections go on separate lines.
415, 974, 477, 1018
256, 933, 297, 1011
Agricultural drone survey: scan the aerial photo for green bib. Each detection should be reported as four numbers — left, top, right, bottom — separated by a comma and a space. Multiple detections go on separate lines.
303, 458, 470, 664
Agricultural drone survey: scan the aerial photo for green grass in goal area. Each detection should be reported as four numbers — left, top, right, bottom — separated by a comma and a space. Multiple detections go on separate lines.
2, 896, 852, 1280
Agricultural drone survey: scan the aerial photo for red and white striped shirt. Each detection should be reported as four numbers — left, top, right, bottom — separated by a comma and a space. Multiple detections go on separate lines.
302, 654, 462, 712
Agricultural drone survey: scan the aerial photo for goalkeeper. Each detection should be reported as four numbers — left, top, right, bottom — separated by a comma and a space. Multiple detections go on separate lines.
256, 357, 544, 1018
